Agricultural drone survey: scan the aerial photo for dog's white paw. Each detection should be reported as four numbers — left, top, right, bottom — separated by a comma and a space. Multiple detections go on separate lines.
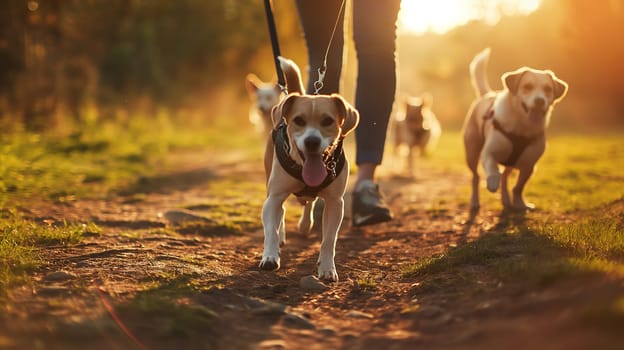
486, 174, 500, 192
259, 255, 280, 271
318, 264, 338, 282
512, 200, 535, 211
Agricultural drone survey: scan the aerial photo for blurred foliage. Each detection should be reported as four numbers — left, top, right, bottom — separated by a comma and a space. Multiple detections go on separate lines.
397, 0, 624, 129
0, 0, 303, 129
0, 0, 622, 130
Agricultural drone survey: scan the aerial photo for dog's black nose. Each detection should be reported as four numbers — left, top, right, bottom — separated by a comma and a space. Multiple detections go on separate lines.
304, 136, 321, 151
534, 97, 545, 108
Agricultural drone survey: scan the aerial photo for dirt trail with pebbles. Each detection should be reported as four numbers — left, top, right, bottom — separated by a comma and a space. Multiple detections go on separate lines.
2, 152, 623, 350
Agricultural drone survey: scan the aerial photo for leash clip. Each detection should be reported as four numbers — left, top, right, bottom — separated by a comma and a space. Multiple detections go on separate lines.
313, 66, 327, 95
278, 83, 288, 96
326, 160, 337, 177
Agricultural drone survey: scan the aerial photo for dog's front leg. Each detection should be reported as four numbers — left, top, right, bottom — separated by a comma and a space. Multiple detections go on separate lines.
500, 166, 513, 208
407, 146, 415, 177
512, 166, 535, 210
481, 151, 501, 193
297, 199, 314, 235
317, 194, 343, 282
260, 192, 289, 271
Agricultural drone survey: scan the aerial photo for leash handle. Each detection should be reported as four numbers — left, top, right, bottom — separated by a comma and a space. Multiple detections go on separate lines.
263, 0, 287, 94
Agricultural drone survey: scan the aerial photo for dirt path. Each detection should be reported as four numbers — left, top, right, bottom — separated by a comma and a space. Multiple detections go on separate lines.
2, 151, 623, 350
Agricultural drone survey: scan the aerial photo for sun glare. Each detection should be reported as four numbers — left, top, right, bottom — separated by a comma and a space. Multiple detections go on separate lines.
399, 0, 542, 35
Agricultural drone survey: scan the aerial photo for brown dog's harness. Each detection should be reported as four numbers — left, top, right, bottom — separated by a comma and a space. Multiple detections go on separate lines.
272, 121, 346, 198
483, 103, 543, 167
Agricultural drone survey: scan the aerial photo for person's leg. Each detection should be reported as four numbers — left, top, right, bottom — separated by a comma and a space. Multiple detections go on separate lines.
352, 0, 401, 177
294, 0, 345, 94
295, 0, 346, 230
351, 0, 401, 226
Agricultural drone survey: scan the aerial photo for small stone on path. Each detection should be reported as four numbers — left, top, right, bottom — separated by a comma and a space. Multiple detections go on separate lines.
257, 339, 286, 350
282, 312, 315, 329
161, 209, 214, 225
319, 326, 337, 336
345, 310, 374, 319
43, 271, 76, 282
245, 297, 288, 315
300, 275, 328, 292
38, 286, 71, 296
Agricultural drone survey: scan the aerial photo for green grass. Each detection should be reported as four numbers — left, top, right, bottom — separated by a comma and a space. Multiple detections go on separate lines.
119, 293, 219, 339
0, 115, 261, 207
0, 213, 101, 291
402, 131, 624, 308
2, 112, 623, 310
423, 131, 624, 212
527, 134, 624, 211
543, 215, 624, 260
402, 201, 624, 294
0, 114, 260, 294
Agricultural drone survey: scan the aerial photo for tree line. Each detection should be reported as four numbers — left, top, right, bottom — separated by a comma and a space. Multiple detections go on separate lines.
0, 0, 622, 130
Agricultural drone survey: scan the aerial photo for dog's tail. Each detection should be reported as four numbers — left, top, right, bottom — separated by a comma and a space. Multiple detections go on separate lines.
277, 56, 305, 94
469, 48, 492, 97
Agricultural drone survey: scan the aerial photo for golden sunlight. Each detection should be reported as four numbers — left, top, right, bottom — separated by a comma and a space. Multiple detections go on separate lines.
399, 0, 542, 34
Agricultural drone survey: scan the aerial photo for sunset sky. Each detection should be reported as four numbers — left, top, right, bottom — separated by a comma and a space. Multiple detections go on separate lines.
398, 0, 542, 34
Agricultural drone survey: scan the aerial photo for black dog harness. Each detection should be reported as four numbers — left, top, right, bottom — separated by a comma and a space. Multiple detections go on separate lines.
483, 106, 543, 167
272, 122, 346, 198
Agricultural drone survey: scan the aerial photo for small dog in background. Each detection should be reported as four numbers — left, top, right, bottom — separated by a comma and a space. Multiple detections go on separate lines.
463, 48, 568, 212
393, 93, 441, 176
245, 73, 282, 135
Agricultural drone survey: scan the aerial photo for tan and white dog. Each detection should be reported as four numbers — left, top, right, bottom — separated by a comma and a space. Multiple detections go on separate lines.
259, 57, 359, 281
463, 48, 568, 211
245, 73, 282, 135
393, 93, 441, 175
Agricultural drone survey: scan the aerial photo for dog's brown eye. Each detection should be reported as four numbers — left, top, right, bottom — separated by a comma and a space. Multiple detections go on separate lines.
321, 117, 334, 127
544, 85, 553, 94
293, 116, 306, 126
523, 84, 534, 91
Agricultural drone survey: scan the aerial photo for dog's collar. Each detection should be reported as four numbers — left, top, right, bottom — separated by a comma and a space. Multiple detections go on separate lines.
483, 106, 543, 167
272, 121, 346, 198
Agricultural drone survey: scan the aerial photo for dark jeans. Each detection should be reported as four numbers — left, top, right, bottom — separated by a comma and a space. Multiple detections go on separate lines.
295, 0, 401, 165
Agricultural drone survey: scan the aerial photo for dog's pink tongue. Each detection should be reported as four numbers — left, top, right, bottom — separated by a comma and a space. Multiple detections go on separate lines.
302, 154, 327, 187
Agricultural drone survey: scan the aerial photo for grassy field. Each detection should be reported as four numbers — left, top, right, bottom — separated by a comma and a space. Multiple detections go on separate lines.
1, 116, 262, 293
1, 117, 623, 305
401, 131, 624, 321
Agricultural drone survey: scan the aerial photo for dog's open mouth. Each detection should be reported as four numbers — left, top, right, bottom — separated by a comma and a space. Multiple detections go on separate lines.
522, 102, 547, 123
302, 153, 327, 187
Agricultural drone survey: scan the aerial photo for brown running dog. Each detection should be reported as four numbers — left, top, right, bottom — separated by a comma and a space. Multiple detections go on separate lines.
463, 48, 568, 212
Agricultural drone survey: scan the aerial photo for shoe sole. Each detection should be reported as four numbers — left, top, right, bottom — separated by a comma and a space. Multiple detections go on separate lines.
352, 213, 392, 227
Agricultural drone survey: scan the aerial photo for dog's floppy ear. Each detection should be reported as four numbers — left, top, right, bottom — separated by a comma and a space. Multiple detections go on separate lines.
502, 68, 527, 95
421, 92, 434, 108
331, 94, 359, 136
549, 72, 568, 103
406, 96, 423, 108
245, 73, 261, 96
271, 93, 299, 127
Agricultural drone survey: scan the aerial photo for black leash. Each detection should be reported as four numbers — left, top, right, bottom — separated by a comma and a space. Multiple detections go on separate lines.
313, 0, 345, 95
263, 0, 287, 94
263, 0, 345, 96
